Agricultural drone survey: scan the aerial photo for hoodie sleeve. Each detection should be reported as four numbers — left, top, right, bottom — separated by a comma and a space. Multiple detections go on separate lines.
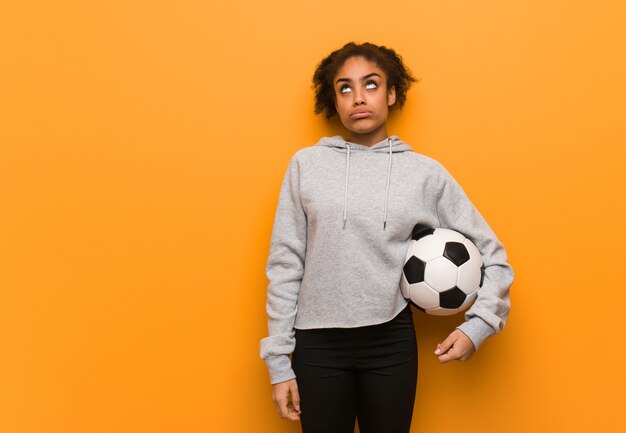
434, 164, 514, 351
259, 154, 307, 384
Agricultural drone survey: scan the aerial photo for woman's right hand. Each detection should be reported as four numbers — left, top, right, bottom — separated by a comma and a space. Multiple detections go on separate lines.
272, 378, 301, 421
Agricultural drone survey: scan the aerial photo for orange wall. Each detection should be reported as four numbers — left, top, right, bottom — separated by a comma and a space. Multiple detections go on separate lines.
1, 1, 625, 432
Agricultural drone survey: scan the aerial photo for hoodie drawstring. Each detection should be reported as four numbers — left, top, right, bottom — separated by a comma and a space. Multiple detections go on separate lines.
342, 138, 393, 230
383, 137, 392, 230
343, 143, 351, 229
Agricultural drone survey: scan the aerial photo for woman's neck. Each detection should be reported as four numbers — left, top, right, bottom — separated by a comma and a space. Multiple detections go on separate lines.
347, 127, 389, 147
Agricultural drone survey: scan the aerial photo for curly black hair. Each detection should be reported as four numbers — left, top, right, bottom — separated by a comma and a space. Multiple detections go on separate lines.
313, 42, 418, 118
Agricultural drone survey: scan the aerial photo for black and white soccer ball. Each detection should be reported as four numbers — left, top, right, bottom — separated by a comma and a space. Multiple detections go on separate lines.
401, 226, 485, 316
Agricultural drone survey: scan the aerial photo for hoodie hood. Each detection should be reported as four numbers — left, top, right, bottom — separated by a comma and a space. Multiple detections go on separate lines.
315, 135, 414, 230
315, 135, 414, 153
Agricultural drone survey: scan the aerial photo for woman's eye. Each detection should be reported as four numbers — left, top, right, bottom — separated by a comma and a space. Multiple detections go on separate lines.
340, 85, 352, 94
365, 81, 378, 90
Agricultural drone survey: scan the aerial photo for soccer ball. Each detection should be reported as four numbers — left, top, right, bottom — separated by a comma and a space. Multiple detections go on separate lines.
401, 225, 485, 316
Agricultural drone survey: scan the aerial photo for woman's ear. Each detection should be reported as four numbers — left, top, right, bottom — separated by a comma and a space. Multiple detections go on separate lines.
388, 85, 397, 107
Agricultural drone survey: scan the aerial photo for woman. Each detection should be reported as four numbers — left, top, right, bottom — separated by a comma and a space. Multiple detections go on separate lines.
260, 42, 514, 433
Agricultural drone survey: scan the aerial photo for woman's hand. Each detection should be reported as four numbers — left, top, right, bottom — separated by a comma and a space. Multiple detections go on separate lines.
434, 329, 476, 363
272, 378, 301, 421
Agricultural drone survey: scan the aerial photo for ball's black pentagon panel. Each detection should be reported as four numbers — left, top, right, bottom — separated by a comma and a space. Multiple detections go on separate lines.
480, 264, 485, 287
411, 225, 435, 241
439, 286, 467, 309
443, 241, 470, 266
403, 256, 426, 284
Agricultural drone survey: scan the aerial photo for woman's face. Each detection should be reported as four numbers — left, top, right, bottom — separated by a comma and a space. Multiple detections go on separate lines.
333, 56, 396, 145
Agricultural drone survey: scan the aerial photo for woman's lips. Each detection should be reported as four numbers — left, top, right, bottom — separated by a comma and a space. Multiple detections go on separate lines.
350, 111, 372, 119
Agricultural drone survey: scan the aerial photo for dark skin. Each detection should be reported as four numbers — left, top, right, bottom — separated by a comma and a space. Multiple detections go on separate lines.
271, 56, 475, 422
332, 56, 395, 146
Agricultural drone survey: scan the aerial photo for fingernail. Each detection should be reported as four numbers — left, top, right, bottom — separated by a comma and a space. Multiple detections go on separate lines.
434, 348, 441, 355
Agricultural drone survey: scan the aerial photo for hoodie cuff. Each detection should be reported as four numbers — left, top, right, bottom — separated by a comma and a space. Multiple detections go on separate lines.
264, 355, 296, 385
456, 316, 497, 351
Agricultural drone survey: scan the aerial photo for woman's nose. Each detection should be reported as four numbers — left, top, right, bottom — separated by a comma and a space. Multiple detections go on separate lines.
353, 90, 366, 106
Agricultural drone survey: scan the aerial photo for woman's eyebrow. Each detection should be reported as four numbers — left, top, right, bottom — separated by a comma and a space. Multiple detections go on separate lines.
335, 72, 382, 85
362, 72, 381, 80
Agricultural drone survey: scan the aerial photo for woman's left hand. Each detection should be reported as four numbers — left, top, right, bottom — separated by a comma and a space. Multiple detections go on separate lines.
434, 329, 476, 363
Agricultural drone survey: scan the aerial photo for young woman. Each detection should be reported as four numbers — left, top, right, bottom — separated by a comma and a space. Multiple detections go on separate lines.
260, 42, 514, 433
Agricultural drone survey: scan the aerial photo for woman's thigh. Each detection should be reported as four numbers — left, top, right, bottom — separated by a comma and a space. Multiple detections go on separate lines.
355, 306, 418, 433
292, 305, 418, 433
355, 355, 417, 433
292, 329, 357, 433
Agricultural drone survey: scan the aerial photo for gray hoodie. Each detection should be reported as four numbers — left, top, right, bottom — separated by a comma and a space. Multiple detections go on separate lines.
260, 135, 514, 384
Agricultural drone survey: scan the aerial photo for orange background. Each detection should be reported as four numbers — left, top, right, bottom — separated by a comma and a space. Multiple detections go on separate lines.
1, 1, 625, 432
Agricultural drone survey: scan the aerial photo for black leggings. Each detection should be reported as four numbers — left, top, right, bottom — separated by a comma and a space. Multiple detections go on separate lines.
292, 305, 418, 433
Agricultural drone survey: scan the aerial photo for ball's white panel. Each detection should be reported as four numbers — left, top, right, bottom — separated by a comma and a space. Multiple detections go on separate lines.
425, 307, 458, 316
463, 238, 484, 266
412, 235, 446, 262
408, 282, 440, 310
458, 291, 478, 312
457, 257, 482, 293
404, 240, 416, 262
434, 228, 465, 243
424, 256, 458, 291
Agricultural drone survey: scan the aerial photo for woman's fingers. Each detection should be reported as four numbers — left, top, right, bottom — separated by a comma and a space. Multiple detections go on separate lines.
289, 381, 301, 414
272, 379, 301, 421
435, 329, 475, 363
